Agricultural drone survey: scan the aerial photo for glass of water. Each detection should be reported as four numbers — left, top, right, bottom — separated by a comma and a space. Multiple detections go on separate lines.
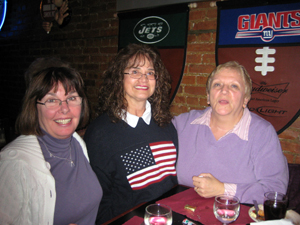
213, 195, 240, 225
144, 203, 172, 225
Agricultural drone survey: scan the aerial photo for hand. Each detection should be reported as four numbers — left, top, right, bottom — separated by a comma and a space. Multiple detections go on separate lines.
54, 0, 69, 25
42, 21, 53, 34
192, 173, 225, 198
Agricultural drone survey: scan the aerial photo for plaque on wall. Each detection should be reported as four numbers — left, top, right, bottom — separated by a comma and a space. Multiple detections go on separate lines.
40, 0, 56, 22
216, 1, 300, 134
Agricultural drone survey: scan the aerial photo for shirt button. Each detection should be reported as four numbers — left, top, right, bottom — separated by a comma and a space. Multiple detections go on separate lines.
45, 162, 51, 170
8, 150, 17, 157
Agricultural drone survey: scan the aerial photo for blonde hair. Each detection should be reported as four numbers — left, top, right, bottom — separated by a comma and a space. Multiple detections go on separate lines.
206, 61, 252, 99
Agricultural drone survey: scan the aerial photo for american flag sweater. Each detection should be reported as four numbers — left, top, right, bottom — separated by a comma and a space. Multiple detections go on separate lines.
84, 113, 178, 224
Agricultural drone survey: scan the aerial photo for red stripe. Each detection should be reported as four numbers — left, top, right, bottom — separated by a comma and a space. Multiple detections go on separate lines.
128, 166, 159, 182
131, 174, 177, 190
151, 146, 176, 152
149, 141, 174, 147
129, 168, 176, 186
154, 152, 176, 159
127, 165, 176, 183
155, 158, 176, 164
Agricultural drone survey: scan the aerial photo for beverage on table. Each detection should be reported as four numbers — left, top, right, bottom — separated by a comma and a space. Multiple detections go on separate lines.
144, 204, 172, 225
264, 191, 288, 220
213, 195, 240, 225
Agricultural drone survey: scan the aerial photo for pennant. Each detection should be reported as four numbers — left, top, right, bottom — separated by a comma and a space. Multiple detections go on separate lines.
216, 1, 300, 134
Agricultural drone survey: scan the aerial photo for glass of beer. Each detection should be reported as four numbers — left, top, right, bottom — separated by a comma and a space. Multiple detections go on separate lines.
263, 191, 288, 220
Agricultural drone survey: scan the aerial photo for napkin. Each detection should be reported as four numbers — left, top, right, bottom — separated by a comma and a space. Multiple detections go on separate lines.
122, 215, 144, 225
250, 219, 293, 225
157, 187, 253, 225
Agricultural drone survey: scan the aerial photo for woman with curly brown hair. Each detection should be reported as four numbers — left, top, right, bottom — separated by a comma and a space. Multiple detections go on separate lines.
84, 43, 178, 224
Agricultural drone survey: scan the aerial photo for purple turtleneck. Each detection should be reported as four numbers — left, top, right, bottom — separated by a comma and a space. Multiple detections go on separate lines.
38, 130, 102, 225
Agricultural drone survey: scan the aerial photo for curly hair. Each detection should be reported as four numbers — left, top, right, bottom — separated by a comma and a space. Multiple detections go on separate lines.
98, 43, 173, 127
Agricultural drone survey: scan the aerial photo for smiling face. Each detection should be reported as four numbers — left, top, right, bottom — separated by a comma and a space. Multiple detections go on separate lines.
207, 68, 249, 119
123, 56, 156, 107
37, 82, 81, 139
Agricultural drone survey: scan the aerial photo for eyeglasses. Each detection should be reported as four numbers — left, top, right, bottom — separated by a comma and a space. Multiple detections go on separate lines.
124, 70, 157, 80
37, 96, 82, 109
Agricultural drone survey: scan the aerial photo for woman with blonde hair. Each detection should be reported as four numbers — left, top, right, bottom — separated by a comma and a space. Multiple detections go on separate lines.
173, 61, 288, 204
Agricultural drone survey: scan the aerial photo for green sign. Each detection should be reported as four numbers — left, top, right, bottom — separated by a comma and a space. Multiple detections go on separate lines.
118, 4, 188, 48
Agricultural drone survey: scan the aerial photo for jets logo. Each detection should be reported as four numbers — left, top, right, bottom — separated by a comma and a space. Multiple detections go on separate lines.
133, 16, 170, 44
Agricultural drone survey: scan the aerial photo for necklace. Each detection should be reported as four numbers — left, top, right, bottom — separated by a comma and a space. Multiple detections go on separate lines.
38, 137, 75, 167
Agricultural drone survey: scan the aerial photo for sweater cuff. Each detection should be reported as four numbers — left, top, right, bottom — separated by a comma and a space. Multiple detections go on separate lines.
224, 183, 237, 196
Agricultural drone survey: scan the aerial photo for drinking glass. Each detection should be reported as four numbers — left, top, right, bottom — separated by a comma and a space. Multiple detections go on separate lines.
213, 194, 240, 225
264, 191, 288, 220
144, 203, 172, 225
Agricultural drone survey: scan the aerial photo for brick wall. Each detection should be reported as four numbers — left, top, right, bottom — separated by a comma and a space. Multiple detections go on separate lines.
0, 0, 299, 163
0, 0, 119, 122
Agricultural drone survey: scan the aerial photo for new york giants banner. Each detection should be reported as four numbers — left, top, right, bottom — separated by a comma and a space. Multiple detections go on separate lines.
216, 1, 300, 134
118, 4, 189, 102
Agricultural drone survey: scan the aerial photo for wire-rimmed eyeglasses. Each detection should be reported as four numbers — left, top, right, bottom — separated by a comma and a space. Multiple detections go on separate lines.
124, 70, 157, 80
36, 96, 82, 109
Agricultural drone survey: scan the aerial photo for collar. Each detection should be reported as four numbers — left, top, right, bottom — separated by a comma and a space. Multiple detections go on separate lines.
40, 128, 72, 148
122, 100, 152, 128
191, 107, 251, 141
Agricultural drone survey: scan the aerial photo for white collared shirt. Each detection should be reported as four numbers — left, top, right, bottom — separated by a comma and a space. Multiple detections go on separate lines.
122, 100, 152, 128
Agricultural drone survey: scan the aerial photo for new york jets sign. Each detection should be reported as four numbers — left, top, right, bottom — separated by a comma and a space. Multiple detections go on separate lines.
133, 16, 170, 44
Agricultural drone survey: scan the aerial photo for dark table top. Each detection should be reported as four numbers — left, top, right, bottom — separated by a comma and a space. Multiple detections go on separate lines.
104, 184, 254, 225
104, 185, 205, 225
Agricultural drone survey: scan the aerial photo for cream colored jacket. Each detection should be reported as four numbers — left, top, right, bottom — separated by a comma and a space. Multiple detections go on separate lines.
0, 133, 89, 225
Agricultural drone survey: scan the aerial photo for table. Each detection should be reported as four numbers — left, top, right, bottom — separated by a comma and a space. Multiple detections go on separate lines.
104, 185, 252, 225
104, 185, 192, 225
